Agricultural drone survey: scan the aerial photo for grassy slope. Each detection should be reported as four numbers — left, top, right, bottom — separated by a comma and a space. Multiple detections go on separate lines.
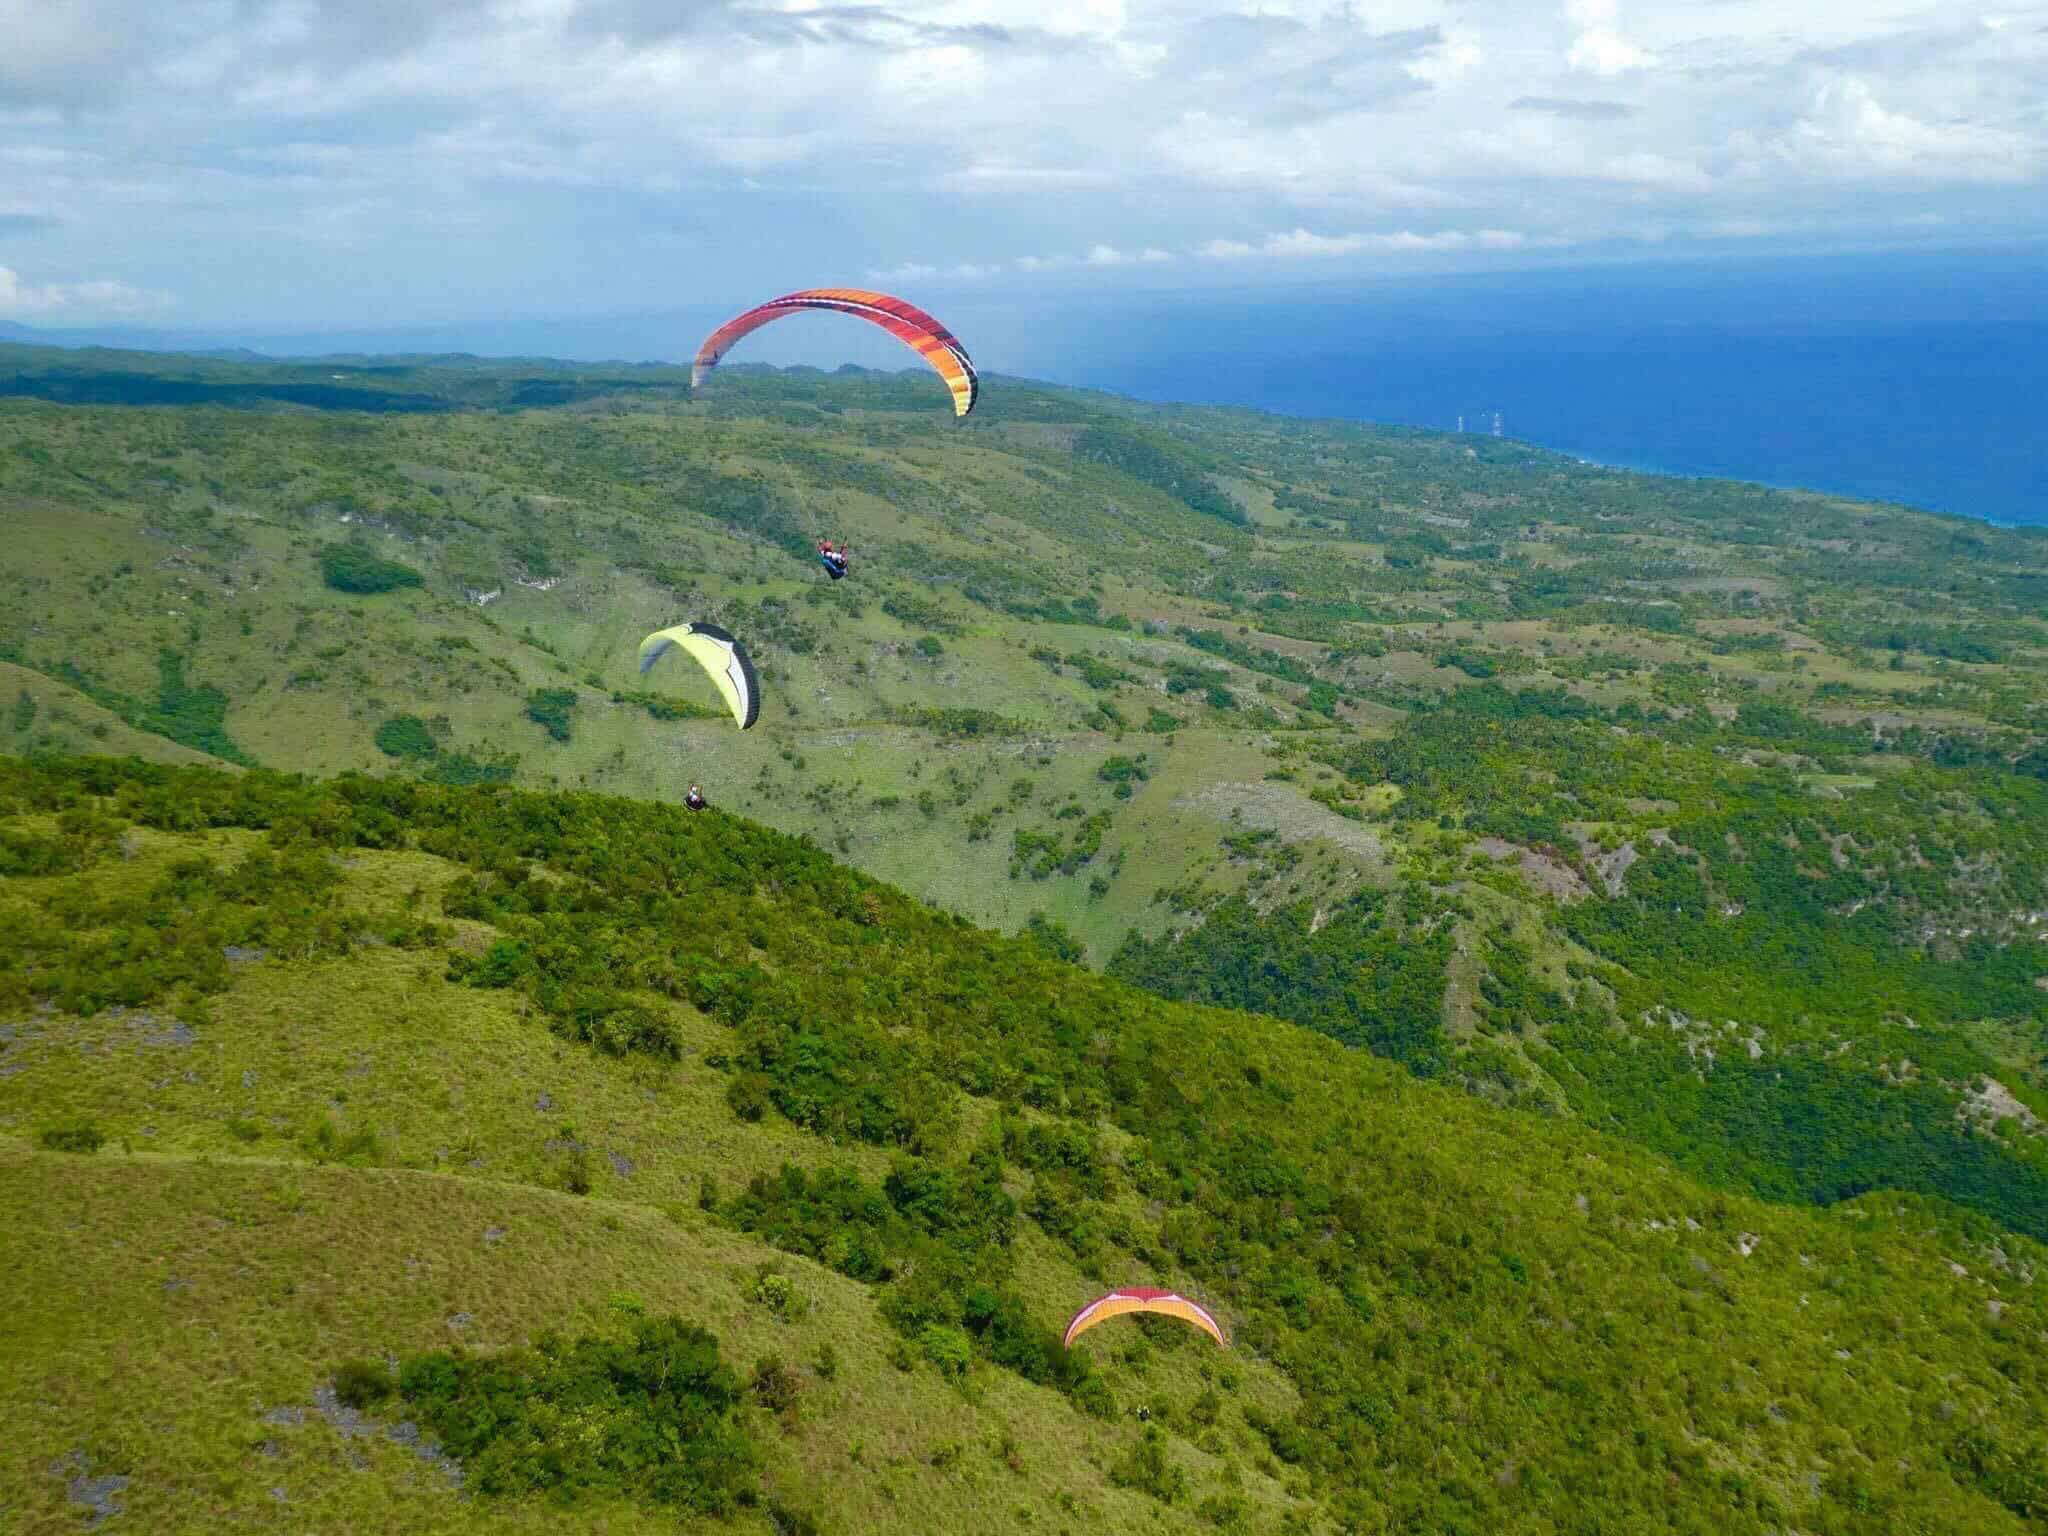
2, 364, 2045, 1087
1, 657, 225, 765
0, 832, 1294, 1535
1, 760, 2045, 1533
4, 1148, 1247, 1535
3, 350, 2048, 1433
0, 380, 1396, 967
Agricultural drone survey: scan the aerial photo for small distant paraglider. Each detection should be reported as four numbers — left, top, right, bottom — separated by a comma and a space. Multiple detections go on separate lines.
692, 288, 979, 419
1063, 1288, 1228, 1350
638, 622, 761, 731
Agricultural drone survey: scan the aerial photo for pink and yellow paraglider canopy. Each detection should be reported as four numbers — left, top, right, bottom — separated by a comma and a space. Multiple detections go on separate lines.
691, 288, 979, 417
1063, 1288, 1228, 1350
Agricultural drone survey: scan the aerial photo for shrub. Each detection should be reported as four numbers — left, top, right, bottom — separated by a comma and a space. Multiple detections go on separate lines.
0, 820, 111, 877
1112, 1426, 1187, 1504
1097, 753, 1151, 788
1025, 913, 1085, 965
524, 688, 578, 743
38, 1119, 105, 1154
396, 1315, 758, 1511
726, 1072, 771, 1122
1196, 1492, 1255, 1531
320, 542, 423, 595
890, 705, 1027, 739
422, 750, 516, 787
373, 715, 438, 760
333, 1358, 395, 1410
551, 1141, 593, 1196
750, 1266, 807, 1320
143, 650, 251, 764
751, 1355, 804, 1420
919, 1324, 974, 1379
299, 1114, 380, 1165
882, 592, 961, 635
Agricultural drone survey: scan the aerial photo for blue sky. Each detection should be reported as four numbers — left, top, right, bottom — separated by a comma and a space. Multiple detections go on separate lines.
1, 0, 2045, 340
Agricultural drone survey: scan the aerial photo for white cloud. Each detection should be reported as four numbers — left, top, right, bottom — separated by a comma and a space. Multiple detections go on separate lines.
1782, 75, 2041, 182
1260, 227, 1542, 257
1263, 228, 1369, 257
0, 264, 166, 315
0, 0, 2041, 326
1565, 0, 1650, 76
868, 262, 938, 281
1194, 227, 1544, 261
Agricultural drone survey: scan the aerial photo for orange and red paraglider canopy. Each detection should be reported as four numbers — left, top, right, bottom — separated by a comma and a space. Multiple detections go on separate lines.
1063, 1288, 1228, 1350
691, 288, 979, 417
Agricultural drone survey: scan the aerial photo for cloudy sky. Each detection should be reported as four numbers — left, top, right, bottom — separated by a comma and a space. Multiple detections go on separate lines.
1, 0, 2044, 332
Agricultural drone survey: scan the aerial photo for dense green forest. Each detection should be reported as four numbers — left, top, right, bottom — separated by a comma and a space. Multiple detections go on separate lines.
3, 341, 2048, 1526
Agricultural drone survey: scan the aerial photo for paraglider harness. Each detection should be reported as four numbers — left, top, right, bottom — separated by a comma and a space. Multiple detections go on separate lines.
818, 542, 849, 581
685, 788, 708, 813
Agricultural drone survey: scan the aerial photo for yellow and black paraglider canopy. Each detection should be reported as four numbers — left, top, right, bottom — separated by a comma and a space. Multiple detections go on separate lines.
637, 622, 760, 729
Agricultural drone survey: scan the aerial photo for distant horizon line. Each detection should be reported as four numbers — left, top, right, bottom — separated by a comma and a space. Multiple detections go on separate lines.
2, 325, 2039, 537
6, 235, 2047, 352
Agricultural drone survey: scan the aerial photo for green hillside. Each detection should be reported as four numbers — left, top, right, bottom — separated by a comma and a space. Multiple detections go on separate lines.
3, 755, 2045, 1533
5, 344, 2048, 1526
3, 341, 2046, 1243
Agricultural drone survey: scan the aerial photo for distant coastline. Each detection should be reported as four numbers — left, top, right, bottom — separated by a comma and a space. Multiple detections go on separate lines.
1047, 316, 2045, 530
8, 248, 2043, 528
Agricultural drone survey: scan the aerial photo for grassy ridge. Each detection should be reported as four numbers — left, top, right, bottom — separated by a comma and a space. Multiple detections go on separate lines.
2, 755, 2046, 1531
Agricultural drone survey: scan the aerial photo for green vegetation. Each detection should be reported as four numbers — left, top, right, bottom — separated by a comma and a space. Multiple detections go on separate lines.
2, 754, 2046, 1533
8, 344, 2048, 1526
396, 1314, 759, 1511
42, 649, 252, 765
611, 687, 725, 723
524, 686, 578, 742
320, 541, 425, 595
1074, 425, 1248, 526
1112, 893, 1456, 1077
37, 1118, 106, 1154
3, 349, 2045, 1232
373, 714, 438, 760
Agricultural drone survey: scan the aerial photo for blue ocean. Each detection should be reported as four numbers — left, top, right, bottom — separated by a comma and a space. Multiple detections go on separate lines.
975, 248, 2047, 528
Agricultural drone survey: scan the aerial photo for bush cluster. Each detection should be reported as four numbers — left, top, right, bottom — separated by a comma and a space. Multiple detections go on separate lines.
319, 542, 424, 594
394, 1315, 759, 1511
